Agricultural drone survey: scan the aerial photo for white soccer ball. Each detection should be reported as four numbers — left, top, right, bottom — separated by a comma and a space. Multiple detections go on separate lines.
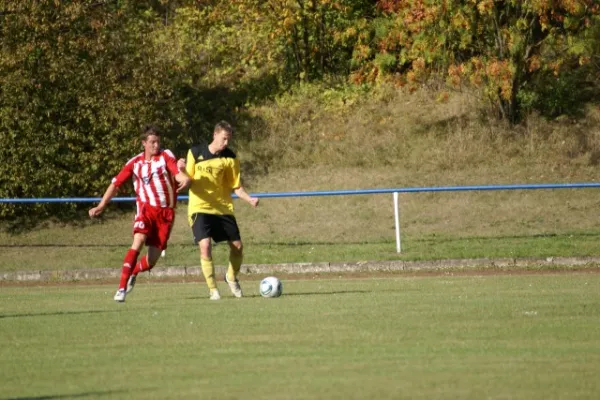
259, 276, 283, 298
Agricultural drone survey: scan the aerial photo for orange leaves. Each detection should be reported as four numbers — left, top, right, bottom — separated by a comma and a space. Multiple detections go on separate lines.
447, 64, 463, 87
476, 0, 494, 15
560, 0, 585, 15
406, 57, 426, 85
412, 56, 425, 72
450, 11, 469, 30
377, 0, 407, 14
485, 60, 509, 78
89, 19, 105, 31
484, 59, 514, 100
578, 56, 591, 66
548, 60, 563, 76
436, 90, 450, 102
354, 44, 372, 62
446, 57, 515, 101
403, 0, 426, 29
528, 55, 541, 72
282, 16, 296, 30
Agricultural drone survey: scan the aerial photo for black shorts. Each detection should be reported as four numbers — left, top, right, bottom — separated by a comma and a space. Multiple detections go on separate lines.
190, 213, 241, 244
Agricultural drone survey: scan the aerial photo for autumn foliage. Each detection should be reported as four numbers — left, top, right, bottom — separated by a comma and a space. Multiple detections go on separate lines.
0, 0, 598, 219
354, 0, 600, 121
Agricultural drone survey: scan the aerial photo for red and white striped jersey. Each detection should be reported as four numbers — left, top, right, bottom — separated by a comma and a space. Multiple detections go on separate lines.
112, 149, 180, 210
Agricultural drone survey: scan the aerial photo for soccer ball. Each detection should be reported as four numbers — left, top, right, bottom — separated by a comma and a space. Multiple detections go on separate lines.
259, 276, 283, 298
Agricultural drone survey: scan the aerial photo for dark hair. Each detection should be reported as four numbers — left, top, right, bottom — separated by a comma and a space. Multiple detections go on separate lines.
141, 124, 161, 141
214, 120, 233, 135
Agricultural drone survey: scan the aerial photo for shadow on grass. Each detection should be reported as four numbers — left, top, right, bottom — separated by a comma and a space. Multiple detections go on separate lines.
0, 309, 122, 319
3, 390, 126, 399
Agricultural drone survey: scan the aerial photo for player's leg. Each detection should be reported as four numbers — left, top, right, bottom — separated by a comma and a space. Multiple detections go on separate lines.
219, 215, 243, 297
132, 246, 162, 275
128, 208, 173, 293
115, 207, 154, 302
199, 238, 220, 300
114, 232, 145, 302
127, 246, 162, 294
127, 207, 175, 293
225, 240, 243, 298
191, 213, 220, 300
189, 213, 221, 300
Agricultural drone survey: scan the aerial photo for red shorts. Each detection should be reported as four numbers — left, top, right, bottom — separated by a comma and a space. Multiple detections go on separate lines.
132, 204, 175, 250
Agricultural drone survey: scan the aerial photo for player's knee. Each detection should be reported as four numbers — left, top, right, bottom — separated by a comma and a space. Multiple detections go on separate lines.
200, 247, 212, 259
230, 242, 243, 254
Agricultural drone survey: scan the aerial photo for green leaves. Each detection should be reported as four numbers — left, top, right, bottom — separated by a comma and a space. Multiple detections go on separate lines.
0, 1, 187, 219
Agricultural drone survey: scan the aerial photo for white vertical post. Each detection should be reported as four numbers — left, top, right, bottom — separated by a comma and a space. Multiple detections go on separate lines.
393, 192, 401, 253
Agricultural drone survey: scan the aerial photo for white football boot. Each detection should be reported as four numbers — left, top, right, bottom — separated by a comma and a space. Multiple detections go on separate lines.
114, 289, 126, 303
225, 274, 243, 298
209, 288, 221, 301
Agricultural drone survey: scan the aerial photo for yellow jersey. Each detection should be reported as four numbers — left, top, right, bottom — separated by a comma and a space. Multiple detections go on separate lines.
185, 144, 241, 217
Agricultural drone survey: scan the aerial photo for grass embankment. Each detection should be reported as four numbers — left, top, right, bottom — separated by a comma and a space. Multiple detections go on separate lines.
2, 85, 600, 271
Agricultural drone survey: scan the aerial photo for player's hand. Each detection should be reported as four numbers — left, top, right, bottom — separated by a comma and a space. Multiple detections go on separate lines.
176, 180, 189, 193
249, 197, 259, 208
175, 175, 192, 193
177, 158, 186, 171
88, 206, 103, 218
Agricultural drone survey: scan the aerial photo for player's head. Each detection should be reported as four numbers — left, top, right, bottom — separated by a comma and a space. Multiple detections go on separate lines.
141, 124, 161, 156
211, 121, 233, 153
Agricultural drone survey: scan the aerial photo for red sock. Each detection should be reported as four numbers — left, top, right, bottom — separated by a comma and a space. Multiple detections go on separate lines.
118, 249, 139, 289
132, 255, 153, 275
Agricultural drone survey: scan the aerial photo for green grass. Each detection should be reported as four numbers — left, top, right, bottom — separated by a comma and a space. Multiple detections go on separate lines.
2, 274, 600, 399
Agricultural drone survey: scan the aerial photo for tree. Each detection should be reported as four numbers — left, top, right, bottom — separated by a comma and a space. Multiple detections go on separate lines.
353, 0, 600, 122
0, 0, 187, 220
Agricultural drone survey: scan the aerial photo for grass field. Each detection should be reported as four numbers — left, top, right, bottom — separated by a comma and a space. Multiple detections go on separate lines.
2, 273, 600, 400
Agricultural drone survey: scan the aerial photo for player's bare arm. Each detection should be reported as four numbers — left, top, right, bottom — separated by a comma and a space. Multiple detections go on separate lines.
233, 186, 259, 208
174, 170, 192, 193
89, 183, 118, 218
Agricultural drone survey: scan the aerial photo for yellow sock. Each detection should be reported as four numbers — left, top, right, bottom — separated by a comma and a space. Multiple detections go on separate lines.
201, 257, 217, 290
227, 251, 243, 282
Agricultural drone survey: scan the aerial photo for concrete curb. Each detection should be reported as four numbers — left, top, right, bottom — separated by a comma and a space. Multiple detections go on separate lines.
2, 256, 600, 282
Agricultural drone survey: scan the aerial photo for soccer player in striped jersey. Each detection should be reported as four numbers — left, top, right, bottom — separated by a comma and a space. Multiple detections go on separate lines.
179, 121, 259, 300
89, 125, 191, 302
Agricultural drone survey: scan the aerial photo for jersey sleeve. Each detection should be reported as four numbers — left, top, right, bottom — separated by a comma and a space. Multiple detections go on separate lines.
163, 149, 180, 177
111, 159, 134, 188
229, 158, 241, 189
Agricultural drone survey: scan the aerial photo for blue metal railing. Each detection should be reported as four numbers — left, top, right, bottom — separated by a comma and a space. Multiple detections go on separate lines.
2, 182, 600, 203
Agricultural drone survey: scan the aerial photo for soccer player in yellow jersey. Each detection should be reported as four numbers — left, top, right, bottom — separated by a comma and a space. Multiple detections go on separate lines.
180, 121, 259, 300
